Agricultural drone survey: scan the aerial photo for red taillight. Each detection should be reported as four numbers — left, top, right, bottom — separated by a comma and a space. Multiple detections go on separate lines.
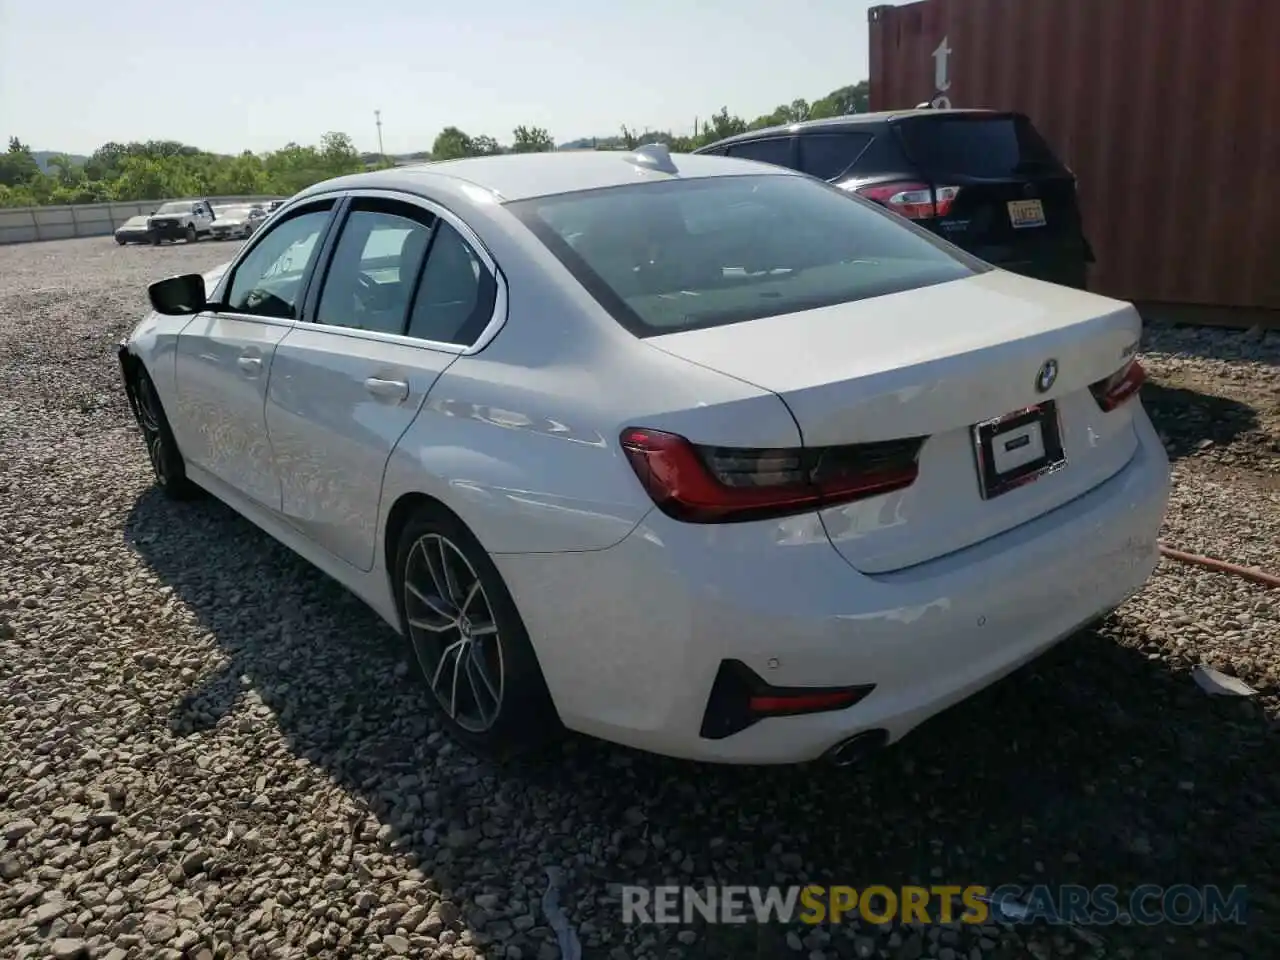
619, 428, 924, 524
855, 181, 960, 219
700, 659, 878, 739
1089, 358, 1146, 412
748, 691, 864, 714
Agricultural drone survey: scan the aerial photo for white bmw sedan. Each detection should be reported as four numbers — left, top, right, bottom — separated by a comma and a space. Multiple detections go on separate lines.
118, 146, 1170, 765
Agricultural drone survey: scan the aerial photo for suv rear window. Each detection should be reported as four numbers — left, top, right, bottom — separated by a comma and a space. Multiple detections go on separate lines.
896, 114, 1065, 178
508, 174, 986, 337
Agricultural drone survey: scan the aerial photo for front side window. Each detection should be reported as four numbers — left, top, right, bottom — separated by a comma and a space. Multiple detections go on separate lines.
509, 173, 986, 337
316, 204, 435, 334
224, 203, 333, 319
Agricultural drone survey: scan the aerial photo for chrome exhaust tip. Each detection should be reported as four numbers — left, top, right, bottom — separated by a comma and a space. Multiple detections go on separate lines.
823, 729, 889, 767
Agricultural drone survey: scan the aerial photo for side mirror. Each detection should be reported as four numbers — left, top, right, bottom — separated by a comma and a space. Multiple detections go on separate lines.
149, 274, 207, 316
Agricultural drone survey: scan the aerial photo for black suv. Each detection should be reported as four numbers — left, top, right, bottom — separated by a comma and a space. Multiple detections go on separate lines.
694, 109, 1094, 290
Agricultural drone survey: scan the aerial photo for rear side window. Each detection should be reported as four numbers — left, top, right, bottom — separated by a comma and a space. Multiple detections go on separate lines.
405, 223, 496, 346
895, 114, 1065, 178
725, 138, 796, 170
799, 132, 873, 181
316, 205, 434, 334
508, 174, 986, 337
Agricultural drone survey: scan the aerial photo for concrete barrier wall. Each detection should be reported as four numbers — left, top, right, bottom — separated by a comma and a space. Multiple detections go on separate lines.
0, 197, 284, 245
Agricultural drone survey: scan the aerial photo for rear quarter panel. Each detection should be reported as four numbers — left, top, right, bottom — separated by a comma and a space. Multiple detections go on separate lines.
377, 196, 803, 556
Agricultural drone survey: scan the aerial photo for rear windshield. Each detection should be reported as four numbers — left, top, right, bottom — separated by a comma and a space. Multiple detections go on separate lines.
508, 174, 985, 337
895, 114, 1065, 179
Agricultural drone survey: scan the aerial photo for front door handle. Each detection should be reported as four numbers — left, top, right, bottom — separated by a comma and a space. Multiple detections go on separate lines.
237, 355, 262, 376
364, 377, 409, 403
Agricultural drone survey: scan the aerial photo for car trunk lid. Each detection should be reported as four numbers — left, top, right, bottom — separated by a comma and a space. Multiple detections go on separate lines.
646, 270, 1144, 573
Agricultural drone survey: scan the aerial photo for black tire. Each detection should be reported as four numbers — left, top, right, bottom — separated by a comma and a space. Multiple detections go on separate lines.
185, 224, 197, 243
149, 232, 161, 246
131, 366, 200, 500
393, 506, 562, 760
115, 236, 125, 246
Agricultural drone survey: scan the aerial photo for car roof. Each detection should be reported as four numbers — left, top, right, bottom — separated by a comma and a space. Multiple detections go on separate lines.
293, 150, 805, 205
696, 108, 1008, 151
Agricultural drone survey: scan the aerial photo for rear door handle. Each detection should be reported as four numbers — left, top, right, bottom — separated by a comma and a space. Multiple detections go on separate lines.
364, 377, 409, 403
237, 355, 262, 376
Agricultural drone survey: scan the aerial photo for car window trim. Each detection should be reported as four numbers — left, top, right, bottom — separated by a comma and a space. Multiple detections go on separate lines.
291, 188, 509, 356
207, 196, 341, 324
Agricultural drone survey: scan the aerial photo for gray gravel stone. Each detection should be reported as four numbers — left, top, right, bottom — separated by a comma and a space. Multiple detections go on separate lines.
0, 239, 1276, 960
49, 940, 88, 960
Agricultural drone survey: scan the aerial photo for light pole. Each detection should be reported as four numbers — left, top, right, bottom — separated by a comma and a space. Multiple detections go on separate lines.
374, 110, 385, 160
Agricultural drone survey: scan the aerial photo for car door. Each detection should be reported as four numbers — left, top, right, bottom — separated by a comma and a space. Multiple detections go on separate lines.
171, 198, 338, 509
265, 193, 500, 571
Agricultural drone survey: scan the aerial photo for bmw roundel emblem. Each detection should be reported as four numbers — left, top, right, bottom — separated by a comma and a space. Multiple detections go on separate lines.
1035, 359, 1059, 393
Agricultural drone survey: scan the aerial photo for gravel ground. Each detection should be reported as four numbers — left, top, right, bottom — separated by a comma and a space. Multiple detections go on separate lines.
1, 237, 1278, 960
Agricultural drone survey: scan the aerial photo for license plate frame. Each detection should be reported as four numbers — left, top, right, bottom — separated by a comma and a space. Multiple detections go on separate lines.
972, 401, 1067, 500
1007, 198, 1047, 229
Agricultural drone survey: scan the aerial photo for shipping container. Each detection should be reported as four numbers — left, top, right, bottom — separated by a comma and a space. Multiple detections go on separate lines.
869, 0, 1280, 318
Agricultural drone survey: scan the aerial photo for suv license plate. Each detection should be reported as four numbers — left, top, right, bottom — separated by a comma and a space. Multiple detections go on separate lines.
972, 401, 1066, 499
1008, 199, 1046, 229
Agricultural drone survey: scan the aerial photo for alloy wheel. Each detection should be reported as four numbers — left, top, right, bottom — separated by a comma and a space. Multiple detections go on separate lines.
134, 377, 168, 485
403, 533, 505, 733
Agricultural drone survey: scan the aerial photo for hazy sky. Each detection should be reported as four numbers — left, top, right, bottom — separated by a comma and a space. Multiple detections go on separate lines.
0, 0, 889, 156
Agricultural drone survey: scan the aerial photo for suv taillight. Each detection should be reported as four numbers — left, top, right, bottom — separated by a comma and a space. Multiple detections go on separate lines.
1089, 358, 1146, 412
619, 428, 926, 523
856, 181, 960, 219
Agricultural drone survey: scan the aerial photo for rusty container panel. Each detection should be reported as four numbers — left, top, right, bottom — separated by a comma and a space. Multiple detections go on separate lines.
869, 0, 1280, 311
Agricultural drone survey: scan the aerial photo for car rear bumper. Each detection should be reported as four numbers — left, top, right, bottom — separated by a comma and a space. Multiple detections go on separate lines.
495, 408, 1170, 764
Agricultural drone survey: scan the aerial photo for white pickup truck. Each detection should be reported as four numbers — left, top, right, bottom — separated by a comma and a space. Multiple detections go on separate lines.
146, 199, 216, 244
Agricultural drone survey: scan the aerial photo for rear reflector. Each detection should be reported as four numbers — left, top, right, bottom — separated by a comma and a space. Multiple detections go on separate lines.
855, 181, 960, 219
1089, 358, 1146, 412
700, 659, 876, 740
620, 428, 925, 523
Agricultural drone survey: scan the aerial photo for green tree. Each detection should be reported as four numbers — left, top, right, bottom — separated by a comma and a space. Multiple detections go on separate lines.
0, 137, 40, 188
706, 108, 748, 142
207, 152, 268, 195
319, 132, 364, 175
0, 75, 874, 207
431, 127, 474, 161
810, 81, 870, 119
511, 125, 554, 153
45, 153, 82, 187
